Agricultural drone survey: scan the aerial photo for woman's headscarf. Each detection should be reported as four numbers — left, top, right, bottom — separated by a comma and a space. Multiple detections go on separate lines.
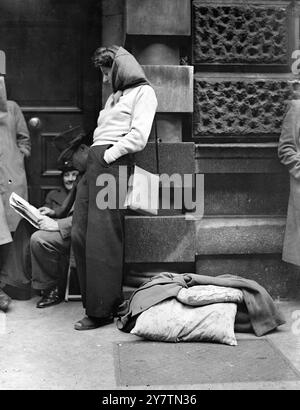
111, 47, 150, 93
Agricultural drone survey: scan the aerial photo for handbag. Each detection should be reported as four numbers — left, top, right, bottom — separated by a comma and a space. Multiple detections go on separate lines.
124, 120, 160, 216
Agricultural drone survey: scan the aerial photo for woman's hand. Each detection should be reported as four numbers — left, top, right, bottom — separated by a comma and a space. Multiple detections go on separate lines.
37, 216, 59, 231
38, 207, 56, 217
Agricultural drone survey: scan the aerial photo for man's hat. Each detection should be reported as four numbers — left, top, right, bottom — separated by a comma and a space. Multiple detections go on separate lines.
57, 158, 77, 173
53, 126, 86, 164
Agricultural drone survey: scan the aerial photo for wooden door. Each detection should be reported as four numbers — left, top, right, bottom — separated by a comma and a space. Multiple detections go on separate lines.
0, 0, 102, 206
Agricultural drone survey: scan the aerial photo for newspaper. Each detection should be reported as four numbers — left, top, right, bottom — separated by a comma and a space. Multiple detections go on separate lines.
9, 192, 42, 229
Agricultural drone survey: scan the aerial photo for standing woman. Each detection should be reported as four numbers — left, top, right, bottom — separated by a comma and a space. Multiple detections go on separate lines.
0, 75, 30, 310
0, 77, 31, 236
278, 81, 300, 267
72, 46, 157, 330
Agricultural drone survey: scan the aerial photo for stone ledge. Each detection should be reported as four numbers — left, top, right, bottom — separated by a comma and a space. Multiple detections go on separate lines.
196, 216, 286, 255
195, 143, 286, 174
195, 254, 300, 299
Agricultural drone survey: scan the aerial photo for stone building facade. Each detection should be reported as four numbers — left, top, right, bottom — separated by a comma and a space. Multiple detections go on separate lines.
2, 0, 299, 298
102, 0, 300, 298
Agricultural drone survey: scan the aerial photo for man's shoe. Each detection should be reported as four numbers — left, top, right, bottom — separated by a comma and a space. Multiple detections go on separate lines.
74, 315, 114, 331
36, 287, 63, 308
0, 288, 11, 312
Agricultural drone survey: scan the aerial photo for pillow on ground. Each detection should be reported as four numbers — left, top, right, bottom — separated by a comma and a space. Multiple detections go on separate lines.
131, 298, 238, 346
177, 285, 243, 307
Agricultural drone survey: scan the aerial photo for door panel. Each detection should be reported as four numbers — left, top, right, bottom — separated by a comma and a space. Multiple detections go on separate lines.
0, 0, 102, 206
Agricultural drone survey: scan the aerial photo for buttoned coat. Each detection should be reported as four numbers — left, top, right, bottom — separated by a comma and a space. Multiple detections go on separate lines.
0, 77, 30, 232
278, 99, 300, 266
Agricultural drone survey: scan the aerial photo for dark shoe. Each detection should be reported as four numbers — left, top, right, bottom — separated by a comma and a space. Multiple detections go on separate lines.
36, 287, 63, 308
1, 284, 31, 301
74, 315, 114, 331
115, 300, 129, 317
0, 288, 11, 312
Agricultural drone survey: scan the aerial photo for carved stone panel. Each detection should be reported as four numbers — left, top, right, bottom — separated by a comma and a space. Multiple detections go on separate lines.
194, 74, 291, 138
193, 1, 291, 65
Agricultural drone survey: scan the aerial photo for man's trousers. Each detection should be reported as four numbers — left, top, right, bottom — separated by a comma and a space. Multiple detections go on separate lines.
0, 219, 70, 294
71, 145, 132, 319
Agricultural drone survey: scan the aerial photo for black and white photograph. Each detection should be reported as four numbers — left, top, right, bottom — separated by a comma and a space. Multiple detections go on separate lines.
0, 0, 300, 394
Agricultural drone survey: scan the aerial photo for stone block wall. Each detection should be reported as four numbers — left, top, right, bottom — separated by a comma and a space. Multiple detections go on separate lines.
192, 0, 300, 297
100, 0, 198, 285
99, 0, 300, 297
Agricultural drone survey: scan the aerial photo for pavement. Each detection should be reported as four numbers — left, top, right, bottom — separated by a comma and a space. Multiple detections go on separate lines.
0, 297, 300, 390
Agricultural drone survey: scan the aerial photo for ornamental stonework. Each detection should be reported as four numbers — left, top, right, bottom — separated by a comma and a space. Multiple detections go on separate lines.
193, 2, 289, 64
194, 77, 291, 137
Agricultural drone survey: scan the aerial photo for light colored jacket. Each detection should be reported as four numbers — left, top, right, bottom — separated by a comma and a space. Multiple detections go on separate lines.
278, 99, 300, 266
93, 85, 157, 164
0, 77, 30, 232
92, 47, 157, 164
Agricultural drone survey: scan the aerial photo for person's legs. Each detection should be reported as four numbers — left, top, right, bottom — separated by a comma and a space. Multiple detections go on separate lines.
71, 175, 89, 308
75, 146, 130, 330
0, 219, 36, 299
30, 229, 70, 296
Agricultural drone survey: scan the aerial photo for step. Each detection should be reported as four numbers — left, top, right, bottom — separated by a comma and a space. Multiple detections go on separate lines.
124, 216, 300, 299
125, 215, 286, 263
195, 143, 285, 174
195, 216, 286, 255
195, 216, 300, 299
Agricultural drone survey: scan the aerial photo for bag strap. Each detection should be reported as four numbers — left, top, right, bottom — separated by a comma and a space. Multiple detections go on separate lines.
154, 118, 160, 175
130, 87, 160, 174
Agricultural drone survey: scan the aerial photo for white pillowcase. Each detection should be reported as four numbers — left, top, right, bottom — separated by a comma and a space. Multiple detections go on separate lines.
177, 285, 243, 307
131, 298, 238, 346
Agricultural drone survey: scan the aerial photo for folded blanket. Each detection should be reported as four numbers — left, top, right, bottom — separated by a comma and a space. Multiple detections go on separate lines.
117, 272, 285, 336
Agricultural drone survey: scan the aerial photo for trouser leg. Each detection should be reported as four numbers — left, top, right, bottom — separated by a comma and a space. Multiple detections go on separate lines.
0, 193, 12, 246
30, 230, 70, 291
85, 146, 129, 318
71, 175, 88, 308
0, 219, 36, 290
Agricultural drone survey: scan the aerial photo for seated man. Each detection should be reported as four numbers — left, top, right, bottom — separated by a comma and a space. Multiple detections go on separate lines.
42, 162, 79, 216
0, 160, 79, 301
0, 126, 90, 308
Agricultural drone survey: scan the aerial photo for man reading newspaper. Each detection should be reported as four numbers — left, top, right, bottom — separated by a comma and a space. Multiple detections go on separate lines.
0, 127, 90, 308
9, 192, 43, 229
